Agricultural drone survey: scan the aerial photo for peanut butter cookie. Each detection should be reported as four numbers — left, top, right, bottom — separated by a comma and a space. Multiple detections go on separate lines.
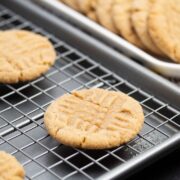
112, 0, 145, 48
132, 0, 165, 56
44, 88, 144, 149
96, 0, 118, 33
0, 151, 25, 180
0, 30, 56, 84
148, 0, 180, 63
77, 0, 98, 21
61, 0, 80, 10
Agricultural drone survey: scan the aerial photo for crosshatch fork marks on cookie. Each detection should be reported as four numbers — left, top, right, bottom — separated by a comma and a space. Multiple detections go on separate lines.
0, 3, 180, 180
44, 88, 144, 149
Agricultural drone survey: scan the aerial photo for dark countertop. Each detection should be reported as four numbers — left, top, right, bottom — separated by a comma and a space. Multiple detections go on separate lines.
127, 148, 180, 180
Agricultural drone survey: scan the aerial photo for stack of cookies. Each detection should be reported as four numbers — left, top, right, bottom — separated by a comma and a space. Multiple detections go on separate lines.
60, 0, 180, 63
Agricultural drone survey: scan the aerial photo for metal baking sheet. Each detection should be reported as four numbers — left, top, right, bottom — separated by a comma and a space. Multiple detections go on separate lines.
34, 0, 180, 79
0, 0, 180, 180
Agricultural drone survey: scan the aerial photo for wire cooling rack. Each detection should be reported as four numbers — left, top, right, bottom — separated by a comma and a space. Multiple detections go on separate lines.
0, 4, 180, 180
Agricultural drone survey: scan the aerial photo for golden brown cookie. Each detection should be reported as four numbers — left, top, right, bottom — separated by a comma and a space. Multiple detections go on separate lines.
44, 88, 144, 149
0, 29, 56, 84
77, 0, 93, 13
0, 151, 25, 180
77, 0, 98, 21
96, 0, 118, 33
148, 0, 180, 63
112, 0, 145, 48
132, 0, 165, 56
60, 0, 80, 11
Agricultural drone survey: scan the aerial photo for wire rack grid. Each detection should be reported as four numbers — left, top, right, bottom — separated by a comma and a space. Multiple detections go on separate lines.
0, 4, 180, 180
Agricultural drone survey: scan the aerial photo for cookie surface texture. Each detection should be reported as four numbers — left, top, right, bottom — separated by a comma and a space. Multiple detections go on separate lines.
77, 0, 98, 21
132, 0, 165, 56
61, 0, 80, 10
96, 0, 118, 33
44, 88, 144, 149
112, 0, 144, 48
0, 30, 56, 84
148, 0, 180, 62
0, 151, 25, 180
77, 0, 92, 13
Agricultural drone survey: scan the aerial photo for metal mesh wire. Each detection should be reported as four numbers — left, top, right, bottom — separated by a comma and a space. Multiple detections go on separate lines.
0, 4, 180, 180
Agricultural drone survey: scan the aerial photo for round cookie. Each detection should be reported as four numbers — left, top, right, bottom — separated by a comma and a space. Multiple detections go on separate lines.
112, 0, 145, 48
96, 0, 118, 33
0, 30, 56, 84
148, 0, 180, 63
132, 0, 165, 56
44, 88, 144, 149
0, 151, 25, 180
61, 0, 80, 11
77, 0, 98, 21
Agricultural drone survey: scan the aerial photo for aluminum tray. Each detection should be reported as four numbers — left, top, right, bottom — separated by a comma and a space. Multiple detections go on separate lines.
35, 0, 180, 79
0, 0, 180, 180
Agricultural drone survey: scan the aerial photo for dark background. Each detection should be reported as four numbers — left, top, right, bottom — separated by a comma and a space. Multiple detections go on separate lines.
127, 148, 180, 180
